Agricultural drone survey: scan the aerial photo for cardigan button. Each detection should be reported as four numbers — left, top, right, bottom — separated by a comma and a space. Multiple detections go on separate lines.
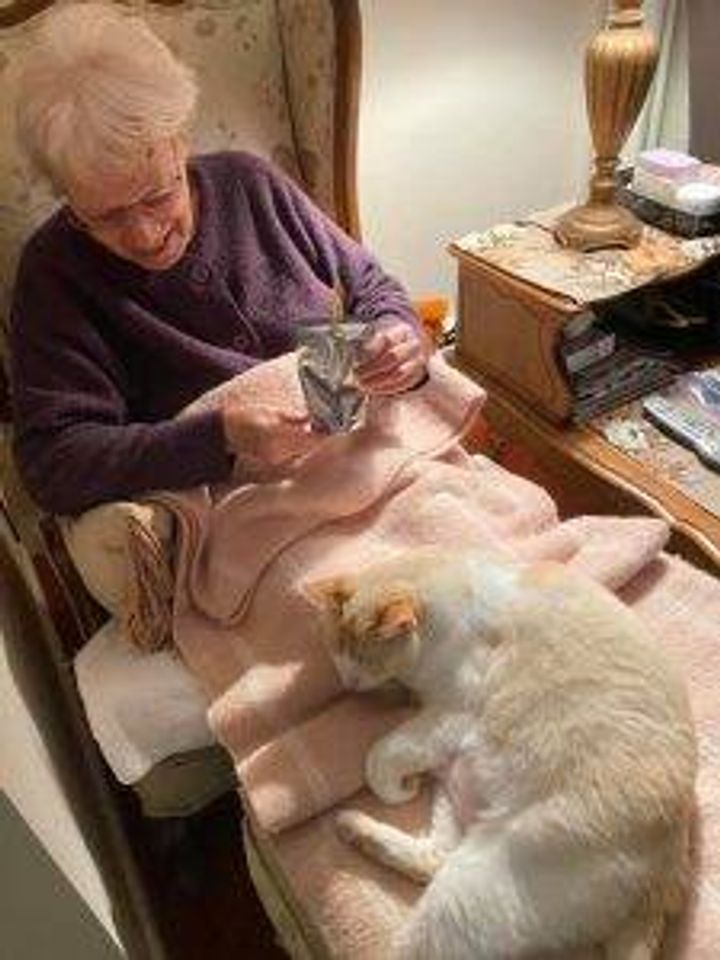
188, 261, 211, 285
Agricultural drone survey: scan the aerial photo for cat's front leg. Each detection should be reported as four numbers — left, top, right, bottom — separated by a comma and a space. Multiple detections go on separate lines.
336, 809, 440, 884
337, 785, 462, 884
366, 710, 472, 806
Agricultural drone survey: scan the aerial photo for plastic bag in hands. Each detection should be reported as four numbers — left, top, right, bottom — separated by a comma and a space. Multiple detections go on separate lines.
296, 319, 371, 433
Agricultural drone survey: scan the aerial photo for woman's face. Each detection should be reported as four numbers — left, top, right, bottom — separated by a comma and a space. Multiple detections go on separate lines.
64, 138, 196, 271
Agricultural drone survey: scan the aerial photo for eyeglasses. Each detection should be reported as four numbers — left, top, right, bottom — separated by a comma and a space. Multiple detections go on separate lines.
66, 147, 186, 236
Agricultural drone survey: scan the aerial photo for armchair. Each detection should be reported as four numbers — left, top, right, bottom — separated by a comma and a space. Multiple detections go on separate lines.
0, 0, 363, 640
0, 1, 362, 957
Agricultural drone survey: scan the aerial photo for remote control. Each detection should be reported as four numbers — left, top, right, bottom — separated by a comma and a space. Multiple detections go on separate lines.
642, 394, 720, 472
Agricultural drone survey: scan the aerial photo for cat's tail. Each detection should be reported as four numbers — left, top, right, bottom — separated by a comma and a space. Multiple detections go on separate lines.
397, 809, 682, 960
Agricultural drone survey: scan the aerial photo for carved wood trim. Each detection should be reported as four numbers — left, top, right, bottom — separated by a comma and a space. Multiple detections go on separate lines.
331, 0, 361, 239
0, 0, 54, 29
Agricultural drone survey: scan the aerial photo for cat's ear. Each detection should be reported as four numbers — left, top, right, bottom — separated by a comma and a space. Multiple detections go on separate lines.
303, 575, 353, 613
375, 594, 418, 641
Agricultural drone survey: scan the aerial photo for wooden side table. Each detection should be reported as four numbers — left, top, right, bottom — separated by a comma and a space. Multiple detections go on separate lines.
449, 223, 720, 576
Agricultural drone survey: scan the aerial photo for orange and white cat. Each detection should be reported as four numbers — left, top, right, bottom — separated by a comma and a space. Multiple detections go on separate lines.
307, 547, 697, 960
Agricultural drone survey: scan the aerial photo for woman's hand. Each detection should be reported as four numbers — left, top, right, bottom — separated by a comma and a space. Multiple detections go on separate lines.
353, 319, 429, 396
221, 399, 318, 465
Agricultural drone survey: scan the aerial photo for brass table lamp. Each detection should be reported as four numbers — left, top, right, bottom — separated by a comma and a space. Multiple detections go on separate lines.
555, 0, 659, 252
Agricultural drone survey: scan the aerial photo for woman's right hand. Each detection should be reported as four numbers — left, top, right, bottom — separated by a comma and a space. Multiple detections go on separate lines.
221, 398, 318, 465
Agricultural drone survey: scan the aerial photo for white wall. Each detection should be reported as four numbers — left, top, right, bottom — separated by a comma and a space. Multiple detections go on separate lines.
358, 0, 604, 298
0, 633, 119, 944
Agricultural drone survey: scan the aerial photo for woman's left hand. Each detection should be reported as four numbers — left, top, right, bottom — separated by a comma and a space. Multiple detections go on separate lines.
353, 318, 429, 396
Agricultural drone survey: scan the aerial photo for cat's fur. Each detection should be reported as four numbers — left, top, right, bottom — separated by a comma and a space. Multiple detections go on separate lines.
306, 547, 697, 960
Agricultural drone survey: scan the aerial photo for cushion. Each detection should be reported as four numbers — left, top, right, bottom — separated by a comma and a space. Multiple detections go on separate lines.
74, 618, 236, 817
73, 618, 215, 785
61, 500, 174, 651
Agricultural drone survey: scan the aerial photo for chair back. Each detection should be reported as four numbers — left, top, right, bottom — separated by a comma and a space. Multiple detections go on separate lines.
0, 0, 360, 325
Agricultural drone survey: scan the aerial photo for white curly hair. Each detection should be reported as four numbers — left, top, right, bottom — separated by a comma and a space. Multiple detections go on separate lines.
15, 2, 198, 190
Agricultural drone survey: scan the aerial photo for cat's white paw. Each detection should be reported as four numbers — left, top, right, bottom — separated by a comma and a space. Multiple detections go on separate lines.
336, 809, 374, 846
366, 742, 420, 805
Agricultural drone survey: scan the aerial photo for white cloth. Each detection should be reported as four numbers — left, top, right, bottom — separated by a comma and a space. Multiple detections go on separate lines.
74, 620, 214, 784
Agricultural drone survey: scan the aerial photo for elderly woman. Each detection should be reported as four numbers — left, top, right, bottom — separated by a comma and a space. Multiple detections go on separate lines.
9, 3, 428, 517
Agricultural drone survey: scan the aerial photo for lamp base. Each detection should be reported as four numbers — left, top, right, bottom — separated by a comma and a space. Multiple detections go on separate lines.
554, 201, 643, 252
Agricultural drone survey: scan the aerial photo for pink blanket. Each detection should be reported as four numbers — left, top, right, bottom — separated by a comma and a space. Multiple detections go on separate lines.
155, 353, 720, 959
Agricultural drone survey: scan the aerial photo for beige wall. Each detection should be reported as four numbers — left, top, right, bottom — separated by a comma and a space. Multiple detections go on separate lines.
358, 0, 604, 299
687, 0, 717, 162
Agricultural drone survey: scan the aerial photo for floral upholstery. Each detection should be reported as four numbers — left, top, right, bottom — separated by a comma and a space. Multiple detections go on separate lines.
0, 0, 342, 331
0, 19, 57, 328
277, 0, 337, 216
142, 0, 298, 172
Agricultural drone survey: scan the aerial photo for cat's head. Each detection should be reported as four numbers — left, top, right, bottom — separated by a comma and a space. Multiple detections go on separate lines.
305, 571, 422, 691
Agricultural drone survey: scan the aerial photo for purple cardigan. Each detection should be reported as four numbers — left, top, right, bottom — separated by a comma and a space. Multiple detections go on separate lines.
10, 152, 417, 515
